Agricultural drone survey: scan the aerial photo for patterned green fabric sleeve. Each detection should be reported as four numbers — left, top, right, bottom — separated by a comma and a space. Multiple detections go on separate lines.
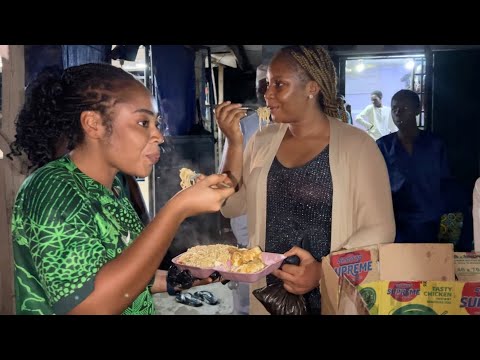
13, 166, 108, 314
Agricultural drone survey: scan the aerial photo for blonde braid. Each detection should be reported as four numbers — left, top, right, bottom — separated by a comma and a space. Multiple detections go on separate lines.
289, 46, 349, 123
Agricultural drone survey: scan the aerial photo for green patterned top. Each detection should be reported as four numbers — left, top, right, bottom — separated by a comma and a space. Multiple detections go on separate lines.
12, 156, 155, 315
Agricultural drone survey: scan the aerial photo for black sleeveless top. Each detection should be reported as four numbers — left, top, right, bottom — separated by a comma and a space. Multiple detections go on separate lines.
265, 146, 332, 314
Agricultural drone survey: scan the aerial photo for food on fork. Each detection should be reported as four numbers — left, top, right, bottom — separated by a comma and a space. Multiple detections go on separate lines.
256, 107, 271, 131
179, 168, 199, 190
179, 167, 231, 190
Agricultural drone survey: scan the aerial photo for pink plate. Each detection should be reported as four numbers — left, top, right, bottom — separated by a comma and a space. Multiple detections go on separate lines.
172, 252, 286, 283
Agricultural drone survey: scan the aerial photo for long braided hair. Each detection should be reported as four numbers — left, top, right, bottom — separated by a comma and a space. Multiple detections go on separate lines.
275, 45, 349, 123
8, 63, 140, 170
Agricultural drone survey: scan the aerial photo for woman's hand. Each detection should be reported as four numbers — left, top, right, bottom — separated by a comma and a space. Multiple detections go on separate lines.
271, 246, 323, 295
192, 173, 233, 189
172, 173, 235, 217
215, 101, 246, 147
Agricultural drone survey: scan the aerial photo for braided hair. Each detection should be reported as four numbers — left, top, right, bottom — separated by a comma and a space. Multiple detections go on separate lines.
8, 63, 139, 170
275, 45, 349, 123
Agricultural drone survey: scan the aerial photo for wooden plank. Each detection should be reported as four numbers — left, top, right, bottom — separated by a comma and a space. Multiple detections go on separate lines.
0, 45, 25, 314
0, 162, 14, 314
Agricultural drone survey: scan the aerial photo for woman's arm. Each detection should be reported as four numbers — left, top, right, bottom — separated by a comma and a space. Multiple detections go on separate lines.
343, 136, 396, 249
355, 105, 373, 131
221, 132, 255, 219
150, 270, 168, 294
216, 102, 246, 188
67, 174, 234, 314
220, 138, 243, 189
217, 102, 252, 219
149, 269, 216, 295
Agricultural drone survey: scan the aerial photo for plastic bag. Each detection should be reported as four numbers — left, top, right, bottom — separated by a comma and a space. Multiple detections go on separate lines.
252, 280, 307, 315
166, 265, 222, 294
252, 255, 307, 315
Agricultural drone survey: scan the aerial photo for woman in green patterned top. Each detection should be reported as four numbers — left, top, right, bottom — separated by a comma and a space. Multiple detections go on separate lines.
8, 63, 234, 315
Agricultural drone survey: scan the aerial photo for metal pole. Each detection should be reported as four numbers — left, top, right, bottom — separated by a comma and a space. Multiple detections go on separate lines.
217, 64, 224, 171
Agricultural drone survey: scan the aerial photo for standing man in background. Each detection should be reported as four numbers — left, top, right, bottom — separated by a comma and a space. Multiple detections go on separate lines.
220, 64, 268, 314
377, 89, 450, 244
356, 90, 397, 140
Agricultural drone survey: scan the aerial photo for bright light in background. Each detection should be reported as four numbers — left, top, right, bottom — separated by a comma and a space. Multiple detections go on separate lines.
355, 63, 365, 72
345, 55, 426, 130
416, 64, 422, 73
405, 60, 415, 70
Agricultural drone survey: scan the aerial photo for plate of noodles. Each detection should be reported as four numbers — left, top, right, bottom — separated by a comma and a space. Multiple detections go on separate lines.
172, 244, 286, 283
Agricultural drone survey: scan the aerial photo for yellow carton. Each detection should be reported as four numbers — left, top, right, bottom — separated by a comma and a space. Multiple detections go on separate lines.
321, 245, 380, 314
455, 281, 480, 315
357, 281, 480, 315
320, 243, 475, 315
357, 282, 382, 315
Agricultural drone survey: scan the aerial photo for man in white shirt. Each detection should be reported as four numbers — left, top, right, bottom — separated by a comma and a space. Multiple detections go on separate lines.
355, 90, 398, 140
220, 64, 268, 314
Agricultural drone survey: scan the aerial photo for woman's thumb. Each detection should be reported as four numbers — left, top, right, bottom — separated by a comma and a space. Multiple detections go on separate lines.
202, 173, 229, 187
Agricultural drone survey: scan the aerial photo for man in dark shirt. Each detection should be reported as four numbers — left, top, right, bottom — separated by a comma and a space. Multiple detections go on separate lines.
377, 89, 450, 243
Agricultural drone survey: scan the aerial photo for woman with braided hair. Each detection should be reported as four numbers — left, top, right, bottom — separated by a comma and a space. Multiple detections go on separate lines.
9, 63, 234, 315
216, 45, 395, 315
9, 66, 151, 227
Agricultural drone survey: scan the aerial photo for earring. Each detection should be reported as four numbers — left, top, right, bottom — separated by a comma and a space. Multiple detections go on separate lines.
308, 94, 313, 99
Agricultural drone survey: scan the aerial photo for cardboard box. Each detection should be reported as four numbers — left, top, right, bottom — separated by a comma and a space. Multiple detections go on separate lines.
320, 243, 466, 315
321, 245, 379, 315
378, 244, 455, 282
357, 280, 480, 315
454, 252, 480, 281
329, 245, 379, 286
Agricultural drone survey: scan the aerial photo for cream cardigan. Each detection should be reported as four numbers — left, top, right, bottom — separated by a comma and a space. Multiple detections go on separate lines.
221, 116, 395, 315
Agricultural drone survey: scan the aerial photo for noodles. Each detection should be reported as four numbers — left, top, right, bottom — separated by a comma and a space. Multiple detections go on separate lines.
256, 107, 271, 122
179, 168, 231, 190
179, 168, 198, 190
178, 244, 238, 268
177, 244, 266, 273
256, 107, 271, 131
